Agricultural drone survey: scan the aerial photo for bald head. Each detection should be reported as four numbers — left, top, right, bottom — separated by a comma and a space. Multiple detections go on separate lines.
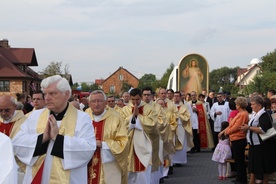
0, 95, 17, 121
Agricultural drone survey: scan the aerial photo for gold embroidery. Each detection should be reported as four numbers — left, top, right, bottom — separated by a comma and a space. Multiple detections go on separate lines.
92, 169, 97, 179
93, 155, 99, 165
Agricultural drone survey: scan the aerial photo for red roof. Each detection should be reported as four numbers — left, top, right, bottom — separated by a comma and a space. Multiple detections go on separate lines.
0, 48, 38, 66
237, 68, 248, 76
103, 66, 139, 82
95, 79, 104, 85
0, 47, 38, 79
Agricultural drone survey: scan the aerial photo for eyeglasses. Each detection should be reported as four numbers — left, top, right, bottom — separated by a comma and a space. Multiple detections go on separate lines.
0, 109, 11, 113
217, 96, 222, 98
143, 94, 151, 96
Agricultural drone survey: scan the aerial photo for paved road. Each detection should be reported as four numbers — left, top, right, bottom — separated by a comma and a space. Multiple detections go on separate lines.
162, 149, 234, 184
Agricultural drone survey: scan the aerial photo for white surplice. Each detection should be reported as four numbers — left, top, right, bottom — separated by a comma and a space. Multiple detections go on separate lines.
172, 118, 187, 164
12, 109, 96, 184
0, 133, 18, 184
210, 102, 230, 132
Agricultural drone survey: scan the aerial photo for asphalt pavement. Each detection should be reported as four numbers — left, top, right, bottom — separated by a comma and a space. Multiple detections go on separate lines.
162, 149, 237, 184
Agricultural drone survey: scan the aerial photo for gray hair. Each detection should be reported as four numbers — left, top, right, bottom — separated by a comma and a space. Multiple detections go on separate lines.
16, 102, 24, 110
10, 96, 17, 106
41, 75, 72, 98
250, 95, 264, 107
89, 90, 107, 101
235, 97, 248, 109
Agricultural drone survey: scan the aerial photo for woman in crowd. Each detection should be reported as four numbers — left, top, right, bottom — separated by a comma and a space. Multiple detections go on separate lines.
185, 93, 191, 102
219, 97, 249, 184
23, 95, 34, 114
227, 98, 238, 178
15, 93, 26, 110
240, 96, 275, 184
228, 98, 238, 122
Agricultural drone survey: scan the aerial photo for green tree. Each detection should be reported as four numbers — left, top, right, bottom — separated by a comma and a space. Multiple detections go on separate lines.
247, 49, 276, 95
209, 66, 239, 94
71, 82, 79, 90
247, 75, 264, 94
81, 82, 99, 92
121, 81, 132, 94
42, 61, 63, 76
159, 62, 175, 88
138, 73, 157, 89
261, 49, 276, 72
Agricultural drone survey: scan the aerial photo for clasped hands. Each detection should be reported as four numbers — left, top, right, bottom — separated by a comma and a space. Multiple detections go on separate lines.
42, 114, 59, 143
133, 103, 139, 118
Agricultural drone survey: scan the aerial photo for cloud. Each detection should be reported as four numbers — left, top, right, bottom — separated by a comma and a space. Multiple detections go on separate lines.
1, 0, 276, 83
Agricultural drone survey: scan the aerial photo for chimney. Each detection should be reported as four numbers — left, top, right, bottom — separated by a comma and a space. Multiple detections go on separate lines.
0, 39, 10, 48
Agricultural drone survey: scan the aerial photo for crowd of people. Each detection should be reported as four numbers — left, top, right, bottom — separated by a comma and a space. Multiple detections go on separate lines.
1, 75, 276, 184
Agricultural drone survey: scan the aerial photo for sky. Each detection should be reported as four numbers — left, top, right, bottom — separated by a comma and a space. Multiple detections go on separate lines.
1, 0, 276, 83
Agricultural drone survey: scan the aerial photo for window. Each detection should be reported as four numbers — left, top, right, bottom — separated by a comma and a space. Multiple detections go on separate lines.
118, 75, 124, 81
0, 80, 10, 91
110, 86, 115, 93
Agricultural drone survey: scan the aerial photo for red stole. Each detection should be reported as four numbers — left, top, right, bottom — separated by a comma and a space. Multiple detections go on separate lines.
163, 159, 170, 167
196, 104, 208, 148
32, 161, 45, 184
0, 121, 15, 137
88, 120, 105, 184
131, 106, 146, 172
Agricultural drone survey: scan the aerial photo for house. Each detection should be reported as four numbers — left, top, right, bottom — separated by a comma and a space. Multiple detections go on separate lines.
0, 39, 41, 97
102, 66, 139, 96
95, 79, 104, 89
235, 58, 261, 91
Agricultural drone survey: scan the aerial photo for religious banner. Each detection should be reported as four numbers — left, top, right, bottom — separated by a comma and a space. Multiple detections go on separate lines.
178, 53, 209, 95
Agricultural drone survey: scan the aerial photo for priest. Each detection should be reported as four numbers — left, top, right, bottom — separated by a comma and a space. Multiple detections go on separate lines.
0, 95, 26, 138
86, 90, 128, 184
12, 75, 96, 184
122, 88, 158, 184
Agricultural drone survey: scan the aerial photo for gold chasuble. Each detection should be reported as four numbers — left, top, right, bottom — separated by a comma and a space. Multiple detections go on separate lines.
160, 99, 178, 167
87, 109, 128, 184
163, 99, 178, 153
32, 104, 77, 184
175, 102, 192, 150
0, 110, 26, 138
122, 101, 158, 173
175, 102, 194, 150
151, 101, 169, 168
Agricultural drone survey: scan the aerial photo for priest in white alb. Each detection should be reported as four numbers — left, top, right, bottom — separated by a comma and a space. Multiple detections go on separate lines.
12, 75, 96, 184
172, 91, 191, 165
